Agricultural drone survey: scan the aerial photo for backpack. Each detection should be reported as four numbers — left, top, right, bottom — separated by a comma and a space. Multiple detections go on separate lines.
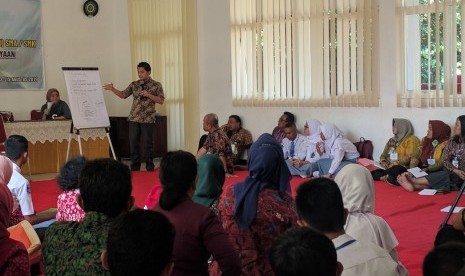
354, 137, 374, 160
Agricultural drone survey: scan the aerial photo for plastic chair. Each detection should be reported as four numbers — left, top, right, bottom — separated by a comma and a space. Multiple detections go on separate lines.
8, 220, 42, 266
30, 110, 43, 121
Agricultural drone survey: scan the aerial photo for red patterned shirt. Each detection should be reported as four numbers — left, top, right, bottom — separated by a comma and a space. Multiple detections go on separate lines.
56, 189, 85, 222
216, 185, 297, 275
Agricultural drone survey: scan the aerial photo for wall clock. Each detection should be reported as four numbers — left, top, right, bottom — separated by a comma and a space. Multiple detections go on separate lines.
83, 0, 99, 17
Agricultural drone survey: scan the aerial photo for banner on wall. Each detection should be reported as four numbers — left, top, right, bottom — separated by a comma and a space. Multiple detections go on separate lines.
0, 0, 44, 89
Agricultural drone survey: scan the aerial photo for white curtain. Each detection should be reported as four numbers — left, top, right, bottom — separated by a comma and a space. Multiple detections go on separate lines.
230, 0, 379, 107
128, 0, 199, 152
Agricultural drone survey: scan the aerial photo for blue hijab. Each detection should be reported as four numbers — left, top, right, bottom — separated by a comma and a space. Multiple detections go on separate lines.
233, 133, 291, 230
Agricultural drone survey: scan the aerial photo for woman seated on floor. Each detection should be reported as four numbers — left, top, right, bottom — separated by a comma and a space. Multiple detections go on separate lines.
316, 124, 360, 178
377, 118, 421, 185
152, 150, 241, 276
334, 164, 408, 276
395, 120, 450, 192
56, 156, 87, 222
192, 154, 225, 214
213, 133, 297, 275
0, 156, 29, 275
398, 116, 465, 192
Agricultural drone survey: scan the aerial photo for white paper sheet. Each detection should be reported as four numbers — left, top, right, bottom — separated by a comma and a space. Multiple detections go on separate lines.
440, 206, 465, 213
407, 167, 428, 178
418, 189, 437, 195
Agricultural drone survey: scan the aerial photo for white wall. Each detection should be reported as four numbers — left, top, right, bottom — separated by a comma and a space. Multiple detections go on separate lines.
197, 0, 463, 158
2, 0, 133, 120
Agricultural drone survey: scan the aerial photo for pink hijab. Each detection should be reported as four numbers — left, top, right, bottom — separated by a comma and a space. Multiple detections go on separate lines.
0, 155, 14, 239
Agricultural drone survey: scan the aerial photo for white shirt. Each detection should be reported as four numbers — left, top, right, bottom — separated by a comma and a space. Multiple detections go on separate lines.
282, 134, 309, 160
333, 233, 400, 276
8, 162, 34, 216
324, 138, 360, 174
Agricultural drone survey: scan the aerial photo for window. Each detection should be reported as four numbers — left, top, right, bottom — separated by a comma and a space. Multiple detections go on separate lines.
230, 0, 379, 107
397, 0, 463, 108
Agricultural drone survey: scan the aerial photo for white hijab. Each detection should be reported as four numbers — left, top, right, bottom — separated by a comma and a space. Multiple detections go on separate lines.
319, 124, 343, 151
306, 119, 322, 143
335, 164, 403, 264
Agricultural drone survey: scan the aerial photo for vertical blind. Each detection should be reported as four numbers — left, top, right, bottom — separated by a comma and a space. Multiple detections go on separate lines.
128, 0, 199, 152
230, 0, 379, 107
397, 0, 464, 108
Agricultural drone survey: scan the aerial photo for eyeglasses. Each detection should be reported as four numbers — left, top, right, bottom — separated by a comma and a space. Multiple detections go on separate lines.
279, 118, 288, 122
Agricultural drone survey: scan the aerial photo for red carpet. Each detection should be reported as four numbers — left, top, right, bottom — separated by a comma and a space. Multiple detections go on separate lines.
31, 170, 461, 276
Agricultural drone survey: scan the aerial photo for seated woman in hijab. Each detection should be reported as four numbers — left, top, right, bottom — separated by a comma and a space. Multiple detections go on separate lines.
334, 164, 408, 276
396, 120, 451, 192
192, 154, 225, 214
0, 156, 29, 275
316, 124, 360, 178
378, 118, 420, 185
398, 116, 465, 192
214, 133, 297, 275
40, 88, 72, 120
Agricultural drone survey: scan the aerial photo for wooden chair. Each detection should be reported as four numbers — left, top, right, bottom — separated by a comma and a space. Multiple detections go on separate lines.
30, 110, 43, 121
0, 111, 14, 122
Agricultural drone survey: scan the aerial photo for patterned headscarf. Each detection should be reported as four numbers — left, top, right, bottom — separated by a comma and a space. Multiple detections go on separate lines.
233, 133, 291, 230
393, 118, 414, 143
192, 154, 225, 208
420, 120, 451, 165
0, 155, 14, 239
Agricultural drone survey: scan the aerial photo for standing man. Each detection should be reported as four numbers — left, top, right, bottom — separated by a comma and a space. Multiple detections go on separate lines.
196, 113, 235, 177
104, 62, 164, 171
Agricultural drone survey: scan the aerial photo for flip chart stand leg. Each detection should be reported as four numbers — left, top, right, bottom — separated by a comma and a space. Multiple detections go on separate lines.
66, 122, 74, 162
76, 129, 83, 156
106, 127, 117, 160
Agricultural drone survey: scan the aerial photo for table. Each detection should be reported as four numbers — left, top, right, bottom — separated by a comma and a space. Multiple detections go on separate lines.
5, 120, 109, 174
109, 116, 167, 160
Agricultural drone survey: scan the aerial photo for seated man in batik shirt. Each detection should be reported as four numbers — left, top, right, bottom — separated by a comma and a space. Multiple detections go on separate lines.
220, 115, 253, 166
196, 113, 235, 177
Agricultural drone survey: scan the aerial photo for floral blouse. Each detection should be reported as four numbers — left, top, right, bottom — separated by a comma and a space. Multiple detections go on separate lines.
56, 189, 85, 222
